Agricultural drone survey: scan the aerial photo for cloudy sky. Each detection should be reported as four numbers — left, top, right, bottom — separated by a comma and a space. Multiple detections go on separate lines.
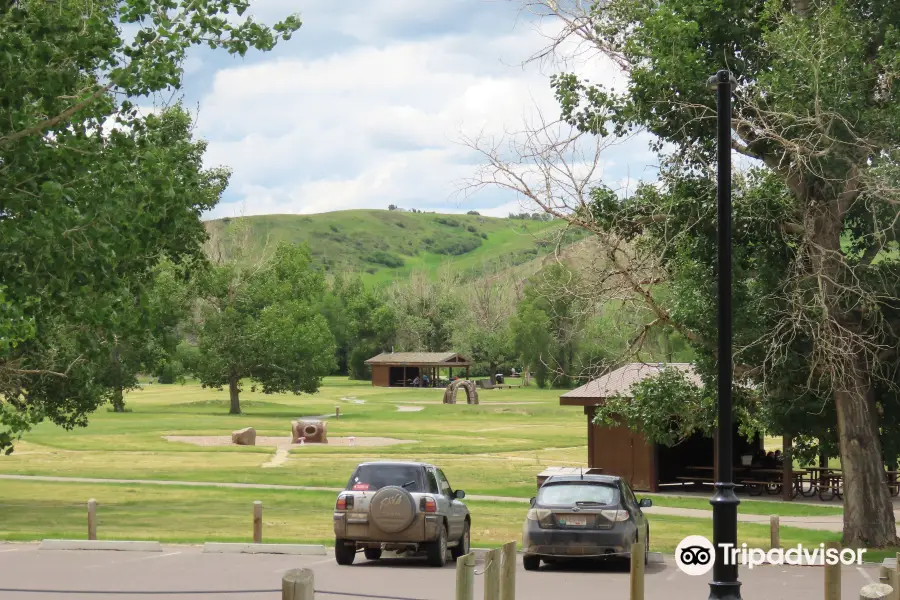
159, 0, 660, 220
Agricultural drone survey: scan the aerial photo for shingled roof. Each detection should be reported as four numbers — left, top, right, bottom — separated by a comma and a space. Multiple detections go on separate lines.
364, 352, 471, 367
560, 362, 700, 405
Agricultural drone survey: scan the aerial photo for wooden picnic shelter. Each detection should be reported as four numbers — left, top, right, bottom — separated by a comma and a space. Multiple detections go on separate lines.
364, 352, 471, 388
560, 362, 766, 493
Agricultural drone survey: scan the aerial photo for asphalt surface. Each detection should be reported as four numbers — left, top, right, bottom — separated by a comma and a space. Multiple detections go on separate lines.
0, 542, 884, 600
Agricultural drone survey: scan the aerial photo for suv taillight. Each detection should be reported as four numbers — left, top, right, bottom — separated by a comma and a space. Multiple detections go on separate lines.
419, 496, 437, 513
336, 495, 354, 510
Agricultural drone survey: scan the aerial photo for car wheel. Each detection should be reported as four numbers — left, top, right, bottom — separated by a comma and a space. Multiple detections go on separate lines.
523, 554, 540, 571
426, 524, 448, 567
334, 540, 356, 566
451, 520, 470, 559
364, 547, 383, 561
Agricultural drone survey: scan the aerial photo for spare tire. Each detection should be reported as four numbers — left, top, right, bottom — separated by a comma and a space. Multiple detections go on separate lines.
368, 486, 416, 534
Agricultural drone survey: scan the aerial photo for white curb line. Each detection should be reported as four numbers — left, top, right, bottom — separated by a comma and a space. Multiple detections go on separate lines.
202, 542, 328, 556
39, 540, 163, 552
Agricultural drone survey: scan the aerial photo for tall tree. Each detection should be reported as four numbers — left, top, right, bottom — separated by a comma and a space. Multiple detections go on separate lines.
388, 269, 462, 352
192, 235, 336, 414
0, 0, 300, 452
454, 273, 516, 383
323, 275, 397, 380
470, 0, 900, 546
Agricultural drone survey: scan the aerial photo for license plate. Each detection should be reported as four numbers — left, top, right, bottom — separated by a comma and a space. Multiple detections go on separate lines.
559, 515, 587, 527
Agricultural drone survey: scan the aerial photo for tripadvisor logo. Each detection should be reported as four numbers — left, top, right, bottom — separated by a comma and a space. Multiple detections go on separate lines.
675, 535, 867, 575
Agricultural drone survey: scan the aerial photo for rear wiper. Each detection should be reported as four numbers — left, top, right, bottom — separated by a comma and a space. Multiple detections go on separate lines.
401, 481, 416, 489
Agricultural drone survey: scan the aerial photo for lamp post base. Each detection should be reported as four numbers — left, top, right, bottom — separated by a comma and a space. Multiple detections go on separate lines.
709, 481, 742, 600
708, 581, 742, 600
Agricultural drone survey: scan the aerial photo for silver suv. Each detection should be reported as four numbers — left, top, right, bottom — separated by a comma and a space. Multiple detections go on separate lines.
332, 461, 471, 567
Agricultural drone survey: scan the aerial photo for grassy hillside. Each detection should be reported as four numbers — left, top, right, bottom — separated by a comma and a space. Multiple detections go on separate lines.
205, 209, 587, 285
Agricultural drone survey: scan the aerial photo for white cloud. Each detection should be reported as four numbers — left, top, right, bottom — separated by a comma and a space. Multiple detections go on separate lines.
194, 2, 650, 219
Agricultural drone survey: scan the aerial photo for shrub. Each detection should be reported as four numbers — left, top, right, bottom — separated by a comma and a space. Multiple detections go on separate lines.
430, 237, 482, 256
329, 224, 339, 233
367, 251, 405, 268
466, 225, 477, 233
435, 217, 461, 227
480, 232, 488, 239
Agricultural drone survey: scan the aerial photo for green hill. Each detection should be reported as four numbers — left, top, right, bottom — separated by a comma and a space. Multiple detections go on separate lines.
204, 209, 587, 285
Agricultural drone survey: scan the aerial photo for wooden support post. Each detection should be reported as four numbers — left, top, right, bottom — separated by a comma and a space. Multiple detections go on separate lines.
861, 584, 894, 600
825, 541, 842, 600
500, 541, 516, 600
335, 406, 340, 419
782, 433, 793, 501
282, 568, 314, 600
889, 553, 900, 600
253, 500, 263, 543
87, 498, 97, 541
770, 515, 780, 549
484, 548, 500, 600
630, 541, 645, 600
455, 552, 475, 600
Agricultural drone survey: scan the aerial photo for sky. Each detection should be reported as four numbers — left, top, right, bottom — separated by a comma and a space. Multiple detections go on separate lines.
150, 0, 662, 220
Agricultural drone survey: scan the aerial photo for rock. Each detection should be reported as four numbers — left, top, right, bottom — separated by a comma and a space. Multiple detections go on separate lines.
231, 427, 256, 446
291, 420, 327, 444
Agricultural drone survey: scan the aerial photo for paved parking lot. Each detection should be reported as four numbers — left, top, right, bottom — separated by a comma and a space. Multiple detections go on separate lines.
0, 542, 885, 600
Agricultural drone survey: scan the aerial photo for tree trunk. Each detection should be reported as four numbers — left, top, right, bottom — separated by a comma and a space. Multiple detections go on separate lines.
111, 385, 125, 413
835, 359, 897, 547
229, 374, 241, 415
803, 195, 897, 547
523, 368, 531, 387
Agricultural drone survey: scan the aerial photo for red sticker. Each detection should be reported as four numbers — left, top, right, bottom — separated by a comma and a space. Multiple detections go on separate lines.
352, 483, 370, 491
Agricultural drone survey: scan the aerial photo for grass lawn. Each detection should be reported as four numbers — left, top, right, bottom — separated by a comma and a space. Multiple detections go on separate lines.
0, 480, 841, 555
0, 377, 845, 547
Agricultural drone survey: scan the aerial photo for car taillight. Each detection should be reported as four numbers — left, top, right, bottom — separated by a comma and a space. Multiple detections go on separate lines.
526, 508, 553, 524
420, 496, 437, 512
336, 495, 354, 510
600, 509, 629, 522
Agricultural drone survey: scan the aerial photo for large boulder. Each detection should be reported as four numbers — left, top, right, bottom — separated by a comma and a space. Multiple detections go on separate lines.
291, 420, 328, 444
231, 427, 257, 446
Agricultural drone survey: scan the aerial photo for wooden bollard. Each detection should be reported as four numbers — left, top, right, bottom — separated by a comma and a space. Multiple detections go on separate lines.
770, 515, 780, 549
253, 501, 262, 543
87, 499, 97, 541
825, 541, 842, 600
500, 541, 516, 600
889, 553, 900, 600
282, 568, 314, 600
861, 584, 893, 600
335, 406, 340, 419
631, 541, 645, 600
455, 552, 475, 600
484, 548, 500, 600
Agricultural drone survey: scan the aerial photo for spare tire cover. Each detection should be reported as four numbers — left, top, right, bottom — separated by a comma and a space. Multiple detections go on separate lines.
369, 486, 416, 533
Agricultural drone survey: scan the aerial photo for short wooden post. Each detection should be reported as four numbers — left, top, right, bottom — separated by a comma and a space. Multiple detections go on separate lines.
455, 552, 475, 600
770, 515, 780, 549
861, 584, 893, 600
631, 541, 645, 600
282, 568, 314, 600
253, 501, 263, 543
335, 406, 340, 419
484, 548, 500, 600
825, 541, 842, 600
889, 553, 900, 600
500, 541, 516, 600
87, 499, 97, 541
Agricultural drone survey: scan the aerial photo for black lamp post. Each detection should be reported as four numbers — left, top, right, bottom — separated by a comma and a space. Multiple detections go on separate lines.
706, 68, 742, 600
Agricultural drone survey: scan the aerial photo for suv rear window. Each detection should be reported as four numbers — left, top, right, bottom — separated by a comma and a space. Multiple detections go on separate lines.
537, 483, 619, 506
346, 464, 425, 492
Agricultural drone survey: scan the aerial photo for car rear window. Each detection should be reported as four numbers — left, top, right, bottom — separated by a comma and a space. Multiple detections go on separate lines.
537, 483, 619, 506
346, 464, 424, 492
